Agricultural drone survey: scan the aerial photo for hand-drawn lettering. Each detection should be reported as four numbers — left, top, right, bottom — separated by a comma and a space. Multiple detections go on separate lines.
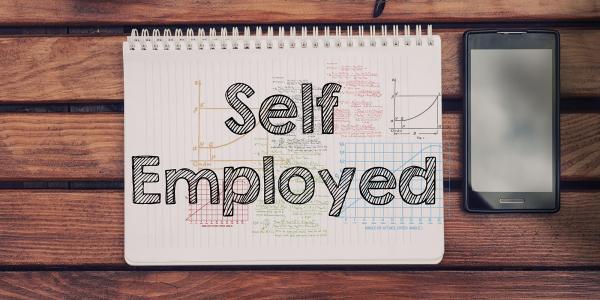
399, 157, 436, 205
263, 156, 275, 204
225, 83, 256, 135
130, 82, 441, 221
316, 83, 341, 134
259, 94, 298, 135
359, 167, 396, 205
132, 156, 161, 204
131, 155, 438, 218
279, 167, 315, 204
301, 83, 314, 134
165, 168, 219, 205
223, 167, 261, 216
319, 168, 356, 217
225, 82, 341, 136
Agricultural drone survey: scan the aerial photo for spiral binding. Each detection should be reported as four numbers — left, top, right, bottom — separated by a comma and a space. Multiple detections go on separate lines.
127, 25, 435, 51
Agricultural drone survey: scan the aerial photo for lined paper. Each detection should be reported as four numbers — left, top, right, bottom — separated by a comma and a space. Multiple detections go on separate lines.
124, 30, 444, 265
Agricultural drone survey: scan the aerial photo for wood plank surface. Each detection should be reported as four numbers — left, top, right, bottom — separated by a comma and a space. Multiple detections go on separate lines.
0, 36, 123, 103
0, 29, 599, 102
0, 271, 599, 299
0, 190, 598, 267
0, 112, 598, 181
0, 113, 123, 181
561, 113, 600, 181
0, 1, 597, 296
0, 0, 598, 25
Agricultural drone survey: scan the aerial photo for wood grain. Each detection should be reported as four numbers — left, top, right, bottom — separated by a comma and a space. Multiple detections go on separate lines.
0, 271, 599, 299
561, 113, 600, 181
0, 113, 123, 181
0, 1, 596, 294
0, 0, 598, 25
0, 112, 597, 181
561, 30, 600, 98
0, 29, 599, 102
0, 190, 598, 267
0, 37, 123, 103
0, 190, 122, 266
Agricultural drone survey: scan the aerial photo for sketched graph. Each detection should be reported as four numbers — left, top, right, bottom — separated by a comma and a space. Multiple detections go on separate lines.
186, 80, 256, 226
191, 80, 269, 170
186, 178, 250, 226
187, 79, 320, 227
338, 142, 444, 225
390, 78, 442, 135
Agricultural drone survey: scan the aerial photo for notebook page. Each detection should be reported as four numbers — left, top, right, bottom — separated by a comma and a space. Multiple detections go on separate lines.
124, 28, 443, 265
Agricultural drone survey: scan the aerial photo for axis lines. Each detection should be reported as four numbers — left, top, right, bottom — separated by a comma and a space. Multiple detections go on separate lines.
390, 78, 441, 136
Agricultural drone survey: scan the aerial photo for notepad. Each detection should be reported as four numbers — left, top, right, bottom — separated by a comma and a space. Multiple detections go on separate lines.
123, 25, 444, 265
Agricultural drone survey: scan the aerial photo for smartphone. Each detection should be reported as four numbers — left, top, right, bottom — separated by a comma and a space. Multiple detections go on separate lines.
464, 30, 560, 212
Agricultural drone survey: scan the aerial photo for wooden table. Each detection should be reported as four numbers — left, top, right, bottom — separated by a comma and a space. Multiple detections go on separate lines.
0, 1, 599, 298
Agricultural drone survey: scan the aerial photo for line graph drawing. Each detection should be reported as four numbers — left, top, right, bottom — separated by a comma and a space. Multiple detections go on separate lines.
186, 80, 258, 227
338, 142, 444, 225
191, 80, 270, 169
390, 78, 442, 135
188, 79, 328, 229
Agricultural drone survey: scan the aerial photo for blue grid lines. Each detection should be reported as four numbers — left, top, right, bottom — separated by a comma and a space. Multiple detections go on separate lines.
338, 142, 444, 225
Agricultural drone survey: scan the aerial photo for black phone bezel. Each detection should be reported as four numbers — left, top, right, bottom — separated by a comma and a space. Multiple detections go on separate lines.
463, 30, 560, 213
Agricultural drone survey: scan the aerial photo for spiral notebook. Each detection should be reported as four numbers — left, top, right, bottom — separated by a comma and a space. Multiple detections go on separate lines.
124, 25, 444, 265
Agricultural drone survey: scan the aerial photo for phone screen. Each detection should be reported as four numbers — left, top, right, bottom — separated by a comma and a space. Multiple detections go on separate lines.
470, 48, 554, 193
